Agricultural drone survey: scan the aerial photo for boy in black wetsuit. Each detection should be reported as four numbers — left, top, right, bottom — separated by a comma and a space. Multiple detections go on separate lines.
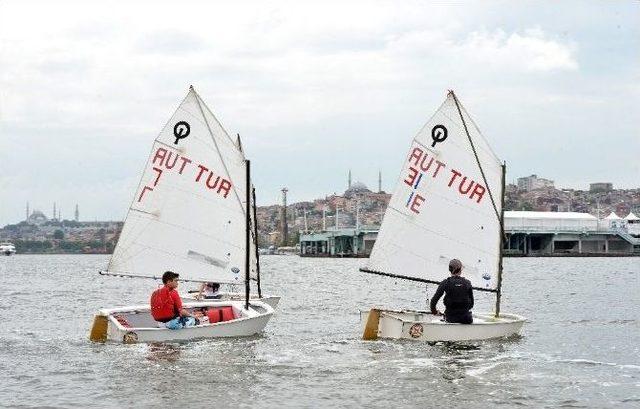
430, 259, 474, 324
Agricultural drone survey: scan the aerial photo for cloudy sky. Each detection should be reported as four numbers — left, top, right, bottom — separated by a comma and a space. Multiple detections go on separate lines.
1, 1, 638, 225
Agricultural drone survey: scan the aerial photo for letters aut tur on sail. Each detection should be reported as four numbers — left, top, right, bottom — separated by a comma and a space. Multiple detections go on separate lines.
108, 88, 258, 284
364, 92, 503, 290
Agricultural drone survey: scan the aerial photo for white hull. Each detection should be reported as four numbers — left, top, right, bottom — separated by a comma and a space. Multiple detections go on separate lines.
182, 292, 281, 309
93, 300, 274, 344
361, 308, 525, 342
0, 244, 16, 256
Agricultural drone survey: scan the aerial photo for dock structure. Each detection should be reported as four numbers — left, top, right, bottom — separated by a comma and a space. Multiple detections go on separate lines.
504, 211, 640, 256
299, 226, 379, 257
298, 211, 640, 257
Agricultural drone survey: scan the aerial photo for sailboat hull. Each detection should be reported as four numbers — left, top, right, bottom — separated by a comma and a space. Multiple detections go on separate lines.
91, 300, 274, 344
360, 308, 525, 342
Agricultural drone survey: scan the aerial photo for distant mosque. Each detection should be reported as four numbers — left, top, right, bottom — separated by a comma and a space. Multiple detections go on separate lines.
344, 169, 385, 197
24, 202, 80, 224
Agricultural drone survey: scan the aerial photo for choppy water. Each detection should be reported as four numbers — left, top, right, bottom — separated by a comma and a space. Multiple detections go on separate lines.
0, 255, 639, 408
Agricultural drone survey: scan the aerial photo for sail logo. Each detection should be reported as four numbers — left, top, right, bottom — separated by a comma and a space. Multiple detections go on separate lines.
431, 125, 448, 147
173, 121, 191, 144
137, 147, 233, 203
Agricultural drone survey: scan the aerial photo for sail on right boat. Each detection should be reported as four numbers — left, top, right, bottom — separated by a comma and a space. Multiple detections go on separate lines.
360, 90, 526, 342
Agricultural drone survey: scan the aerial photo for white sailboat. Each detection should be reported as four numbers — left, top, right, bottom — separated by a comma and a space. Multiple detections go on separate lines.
0, 242, 16, 256
360, 90, 525, 342
90, 86, 275, 343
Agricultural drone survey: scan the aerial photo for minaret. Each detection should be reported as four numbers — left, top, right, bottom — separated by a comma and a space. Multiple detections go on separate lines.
74, 204, 79, 222
280, 188, 289, 246
378, 170, 382, 193
26, 202, 30, 221
348, 169, 352, 189
53, 202, 57, 220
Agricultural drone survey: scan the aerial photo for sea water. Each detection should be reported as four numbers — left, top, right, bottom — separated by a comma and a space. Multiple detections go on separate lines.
0, 255, 638, 408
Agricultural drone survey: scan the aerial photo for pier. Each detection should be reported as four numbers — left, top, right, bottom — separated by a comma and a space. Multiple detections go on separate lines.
299, 227, 379, 257
298, 211, 640, 257
504, 211, 640, 256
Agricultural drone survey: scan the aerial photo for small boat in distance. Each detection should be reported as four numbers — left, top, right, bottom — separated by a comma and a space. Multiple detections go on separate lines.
90, 86, 275, 343
360, 90, 525, 342
0, 242, 16, 256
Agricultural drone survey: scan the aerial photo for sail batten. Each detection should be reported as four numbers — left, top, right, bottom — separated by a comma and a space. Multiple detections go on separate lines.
364, 92, 503, 290
109, 88, 257, 284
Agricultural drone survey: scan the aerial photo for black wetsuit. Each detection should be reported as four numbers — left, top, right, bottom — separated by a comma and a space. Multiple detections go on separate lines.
430, 275, 474, 324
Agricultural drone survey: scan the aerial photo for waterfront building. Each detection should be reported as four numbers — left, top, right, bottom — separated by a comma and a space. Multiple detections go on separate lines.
299, 226, 379, 257
299, 211, 640, 257
505, 211, 639, 255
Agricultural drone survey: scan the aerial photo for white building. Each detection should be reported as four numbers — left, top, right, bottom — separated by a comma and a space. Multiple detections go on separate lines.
517, 174, 554, 191
504, 211, 637, 255
505, 211, 597, 231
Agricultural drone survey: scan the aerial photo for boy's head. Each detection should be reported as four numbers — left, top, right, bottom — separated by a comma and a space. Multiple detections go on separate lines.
162, 271, 180, 288
448, 259, 463, 275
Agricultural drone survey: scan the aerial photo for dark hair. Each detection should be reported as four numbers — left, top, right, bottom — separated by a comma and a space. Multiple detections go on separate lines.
162, 271, 179, 284
448, 259, 462, 275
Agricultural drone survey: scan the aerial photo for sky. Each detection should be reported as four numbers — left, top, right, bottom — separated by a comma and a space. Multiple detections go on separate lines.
0, 0, 638, 225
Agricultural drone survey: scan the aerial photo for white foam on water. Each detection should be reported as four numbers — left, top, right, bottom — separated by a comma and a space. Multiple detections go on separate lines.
554, 358, 640, 370
465, 361, 504, 378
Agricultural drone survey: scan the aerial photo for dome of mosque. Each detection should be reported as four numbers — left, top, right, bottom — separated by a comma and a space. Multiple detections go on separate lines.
28, 210, 48, 225
345, 181, 370, 196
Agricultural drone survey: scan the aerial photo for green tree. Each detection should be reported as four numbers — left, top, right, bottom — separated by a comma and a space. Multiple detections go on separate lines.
53, 229, 64, 240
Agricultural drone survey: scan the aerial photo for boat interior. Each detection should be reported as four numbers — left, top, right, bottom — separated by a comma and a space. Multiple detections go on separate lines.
110, 305, 243, 329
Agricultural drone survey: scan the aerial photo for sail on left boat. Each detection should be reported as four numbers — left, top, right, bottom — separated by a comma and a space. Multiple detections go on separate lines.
89, 86, 275, 343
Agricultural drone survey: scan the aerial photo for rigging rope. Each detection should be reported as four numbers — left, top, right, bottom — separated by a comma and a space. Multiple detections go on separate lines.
450, 91, 501, 224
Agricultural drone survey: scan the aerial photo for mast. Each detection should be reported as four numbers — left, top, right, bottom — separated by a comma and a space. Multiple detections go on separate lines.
495, 163, 506, 317
252, 186, 262, 298
245, 159, 251, 310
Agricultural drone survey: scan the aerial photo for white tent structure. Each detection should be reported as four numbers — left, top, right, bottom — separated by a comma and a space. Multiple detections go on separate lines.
605, 211, 623, 229
624, 212, 640, 221
625, 212, 640, 236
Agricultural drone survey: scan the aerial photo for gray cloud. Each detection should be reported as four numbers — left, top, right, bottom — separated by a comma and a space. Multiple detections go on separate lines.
0, 0, 638, 226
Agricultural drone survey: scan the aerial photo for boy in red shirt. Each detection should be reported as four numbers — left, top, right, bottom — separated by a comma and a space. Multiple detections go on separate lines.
150, 271, 196, 329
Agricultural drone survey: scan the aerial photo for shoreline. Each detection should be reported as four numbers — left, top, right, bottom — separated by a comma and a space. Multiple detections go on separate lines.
6, 253, 639, 258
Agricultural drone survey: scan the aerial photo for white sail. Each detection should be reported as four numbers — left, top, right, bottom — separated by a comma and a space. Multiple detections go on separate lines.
364, 92, 503, 290
108, 87, 254, 284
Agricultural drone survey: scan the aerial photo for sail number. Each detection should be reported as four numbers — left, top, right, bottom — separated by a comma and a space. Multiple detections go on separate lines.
404, 146, 487, 214
137, 147, 233, 203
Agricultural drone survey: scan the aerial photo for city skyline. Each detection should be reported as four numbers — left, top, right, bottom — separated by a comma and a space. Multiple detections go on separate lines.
1, 1, 638, 227
5, 170, 638, 226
